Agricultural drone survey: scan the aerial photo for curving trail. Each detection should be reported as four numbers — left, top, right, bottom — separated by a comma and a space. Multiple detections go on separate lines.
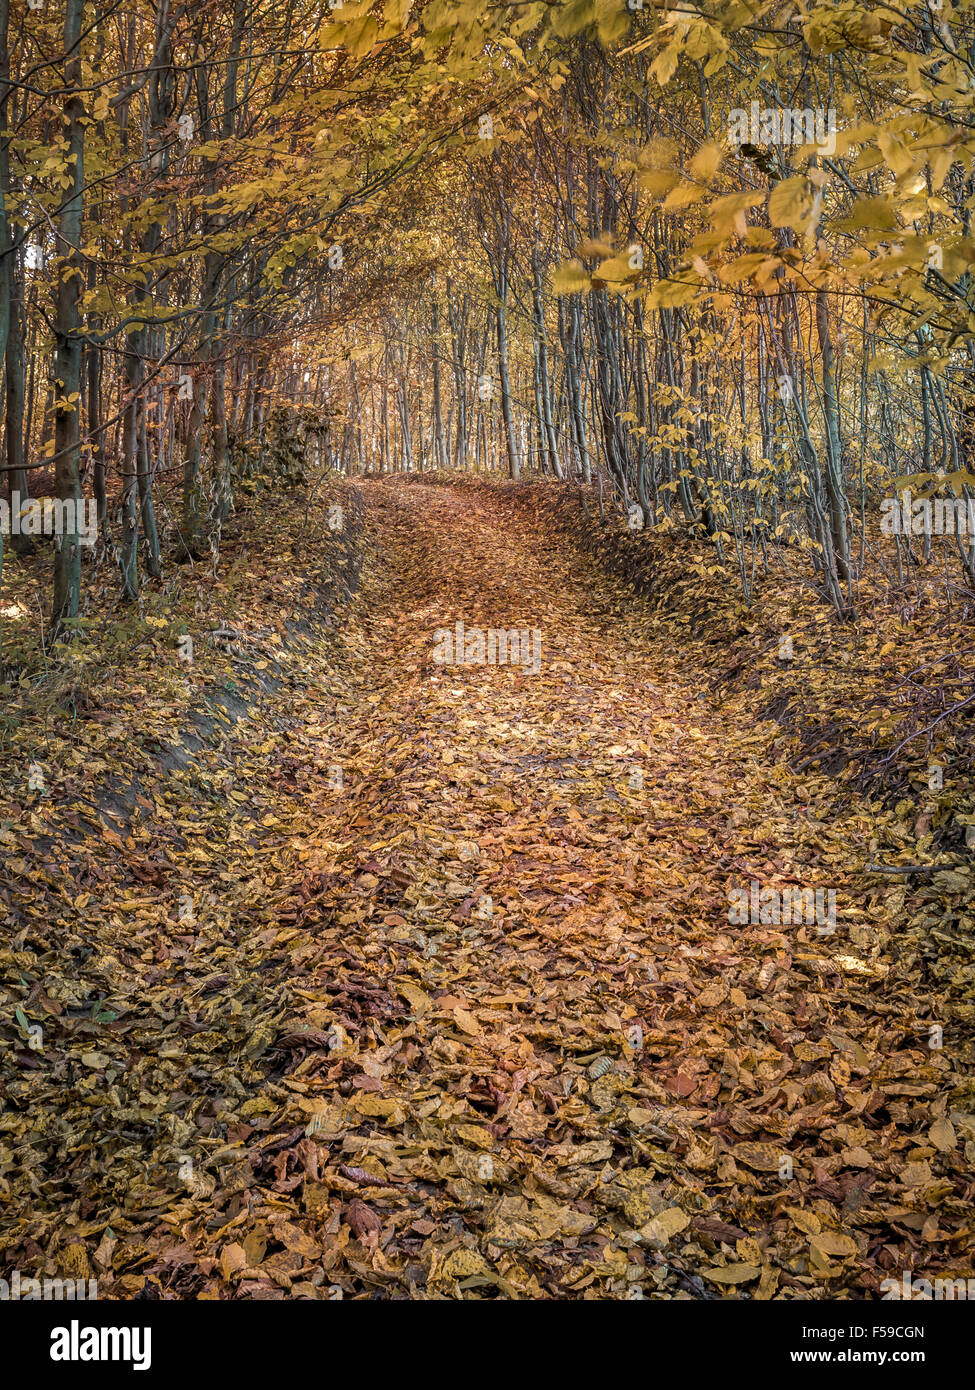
241, 478, 955, 1300
7, 478, 962, 1301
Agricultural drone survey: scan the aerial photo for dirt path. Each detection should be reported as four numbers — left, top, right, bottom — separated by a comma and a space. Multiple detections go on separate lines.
248, 479, 959, 1299
4, 479, 966, 1300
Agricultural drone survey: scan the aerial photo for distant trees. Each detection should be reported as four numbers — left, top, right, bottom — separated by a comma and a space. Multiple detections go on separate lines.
0, 0, 496, 634
4, 0, 975, 636
315, 1, 975, 616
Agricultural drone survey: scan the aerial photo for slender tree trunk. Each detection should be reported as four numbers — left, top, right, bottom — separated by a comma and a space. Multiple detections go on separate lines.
51, 0, 86, 634
1, 21, 30, 556
496, 289, 518, 480
431, 297, 447, 468
815, 287, 851, 590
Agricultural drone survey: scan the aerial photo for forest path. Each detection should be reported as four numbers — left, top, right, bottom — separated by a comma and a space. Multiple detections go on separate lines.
263, 478, 941, 1300
10, 477, 953, 1303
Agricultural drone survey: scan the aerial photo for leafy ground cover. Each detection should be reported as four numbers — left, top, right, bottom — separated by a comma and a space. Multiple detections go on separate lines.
1, 478, 972, 1300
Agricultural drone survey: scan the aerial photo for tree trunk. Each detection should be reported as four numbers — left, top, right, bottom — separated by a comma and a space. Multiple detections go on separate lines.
51, 0, 86, 634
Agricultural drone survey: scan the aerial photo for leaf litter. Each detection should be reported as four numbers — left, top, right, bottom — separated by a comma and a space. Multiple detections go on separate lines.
1, 479, 973, 1300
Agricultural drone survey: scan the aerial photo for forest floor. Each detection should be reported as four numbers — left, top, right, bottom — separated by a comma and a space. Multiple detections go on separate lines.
2, 478, 973, 1299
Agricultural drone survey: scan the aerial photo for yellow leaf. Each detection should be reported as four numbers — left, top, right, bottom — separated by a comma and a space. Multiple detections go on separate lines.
353, 1095, 407, 1125
647, 275, 702, 308
638, 168, 679, 197
395, 980, 432, 1014
650, 42, 680, 87
878, 129, 915, 180
710, 190, 764, 237
663, 181, 706, 211
706, 1263, 761, 1285
732, 1141, 785, 1173
768, 176, 813, 232
929, 1117, 956, 1152
689, 140, 723, 182
719, 252, 770, 284
220, 1243, 247, 1280
929, 145, 957, 193
640, 1206, 690, 1247
811, 1230, 858, 1260
452, 1006, 481, 1036
551, 259, 591, 295
787, 1207, 822, 1236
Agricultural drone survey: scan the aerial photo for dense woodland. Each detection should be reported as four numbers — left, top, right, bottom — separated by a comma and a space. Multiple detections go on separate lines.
1, 0, 974, 620
1, 0, 975, 1323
